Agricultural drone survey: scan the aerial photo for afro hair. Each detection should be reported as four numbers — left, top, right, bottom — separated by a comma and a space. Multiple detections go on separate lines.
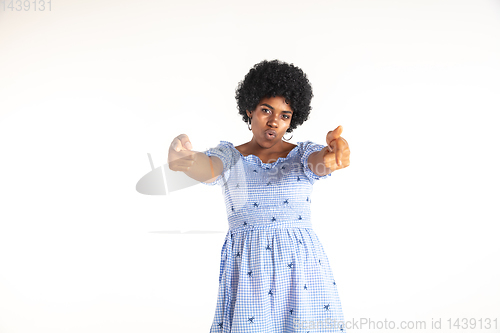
235, 59, 313, 133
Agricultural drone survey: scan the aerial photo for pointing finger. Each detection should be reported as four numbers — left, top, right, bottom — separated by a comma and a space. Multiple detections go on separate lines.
326, 125, 343, 148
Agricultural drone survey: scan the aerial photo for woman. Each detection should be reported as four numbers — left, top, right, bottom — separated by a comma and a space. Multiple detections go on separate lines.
168, 59, 350, 332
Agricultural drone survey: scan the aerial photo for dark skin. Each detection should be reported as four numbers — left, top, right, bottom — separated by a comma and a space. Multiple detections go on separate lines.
237, 96, 350, 174
168, 95, 350, 182
236, 96, 296, 164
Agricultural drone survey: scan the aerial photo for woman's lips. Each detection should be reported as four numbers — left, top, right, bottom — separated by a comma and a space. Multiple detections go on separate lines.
265, 130, 276, 139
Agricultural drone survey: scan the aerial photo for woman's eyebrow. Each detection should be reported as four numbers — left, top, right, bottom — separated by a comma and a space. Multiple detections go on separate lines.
261, 103, 293, 113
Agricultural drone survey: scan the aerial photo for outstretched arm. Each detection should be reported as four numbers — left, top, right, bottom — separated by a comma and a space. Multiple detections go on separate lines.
307, 147, 332, 177
168, 134, 223, 183
307, 125, 350, 177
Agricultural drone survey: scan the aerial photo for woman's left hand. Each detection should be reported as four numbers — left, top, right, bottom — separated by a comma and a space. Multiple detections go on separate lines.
324, 125, 350, 171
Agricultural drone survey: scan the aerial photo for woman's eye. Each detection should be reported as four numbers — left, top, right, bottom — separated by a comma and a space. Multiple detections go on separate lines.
283, 115, 290, 119
262, 108, 270, 113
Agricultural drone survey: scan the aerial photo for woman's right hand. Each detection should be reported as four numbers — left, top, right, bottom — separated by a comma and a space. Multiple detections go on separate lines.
168, 134, 196, 172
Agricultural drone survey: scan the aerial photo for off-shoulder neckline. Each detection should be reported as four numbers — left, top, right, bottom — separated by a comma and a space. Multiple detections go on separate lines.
220, 140, 301, 168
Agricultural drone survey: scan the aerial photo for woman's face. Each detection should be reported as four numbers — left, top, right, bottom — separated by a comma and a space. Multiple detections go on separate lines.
246, 96, 293, 145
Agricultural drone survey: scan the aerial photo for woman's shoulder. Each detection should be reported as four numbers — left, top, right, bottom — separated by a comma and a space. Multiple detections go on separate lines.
204, 140, 236, 158
208, 140, 236, 153
295, 140, 320, 152
298, 140, 322, 149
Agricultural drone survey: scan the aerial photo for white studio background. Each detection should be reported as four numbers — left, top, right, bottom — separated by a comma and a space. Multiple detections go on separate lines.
0, 0, 499, 332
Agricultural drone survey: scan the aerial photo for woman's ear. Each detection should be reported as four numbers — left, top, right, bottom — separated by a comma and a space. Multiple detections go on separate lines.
246, 110, 252, 119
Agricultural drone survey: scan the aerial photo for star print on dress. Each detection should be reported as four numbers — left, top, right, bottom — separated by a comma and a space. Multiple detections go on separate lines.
201, 141, 344, 333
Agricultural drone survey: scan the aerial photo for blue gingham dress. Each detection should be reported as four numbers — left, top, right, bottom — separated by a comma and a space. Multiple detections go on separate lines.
201, 140, 345, 333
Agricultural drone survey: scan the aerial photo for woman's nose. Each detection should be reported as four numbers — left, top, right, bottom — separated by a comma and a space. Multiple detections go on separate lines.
267, 114, 279, 127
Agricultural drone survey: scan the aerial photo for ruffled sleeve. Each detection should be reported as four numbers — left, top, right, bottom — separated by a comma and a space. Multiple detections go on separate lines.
200, 141, 234, 186
300, 140, 333, 184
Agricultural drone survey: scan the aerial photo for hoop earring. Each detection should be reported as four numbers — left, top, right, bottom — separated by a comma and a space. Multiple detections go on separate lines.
247, 118, 252, 131
283, 131, 293, 141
